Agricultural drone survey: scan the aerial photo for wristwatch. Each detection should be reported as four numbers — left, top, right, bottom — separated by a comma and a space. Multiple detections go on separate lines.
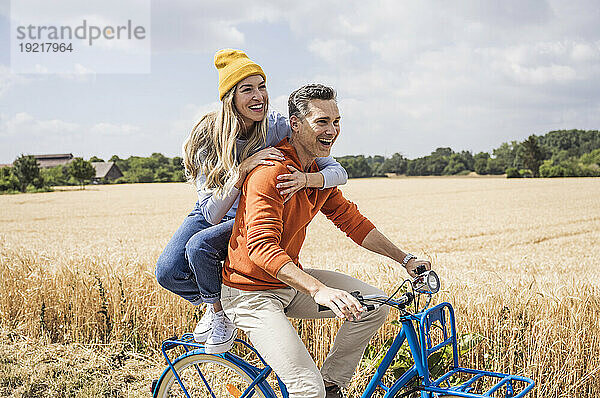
402, 253, 416, 267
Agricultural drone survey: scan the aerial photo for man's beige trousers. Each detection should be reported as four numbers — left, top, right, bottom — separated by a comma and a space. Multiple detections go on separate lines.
220, 268, 389, 398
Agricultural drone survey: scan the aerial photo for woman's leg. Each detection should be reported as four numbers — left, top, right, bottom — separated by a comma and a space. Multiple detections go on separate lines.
154, 208, 212, 305
185, 218, 236, 350
184, 218, 235, 304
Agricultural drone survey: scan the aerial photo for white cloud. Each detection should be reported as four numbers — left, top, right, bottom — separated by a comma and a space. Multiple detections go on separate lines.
1, 63, 97, 92
168, 102, 221, 138
10, 0, 147, 22
0, 112, 79, 137
0, 112, 149, 161
73, 64, 94, 74
508, 64, 578, 85
262, 1, 600, 156
89, 122, 140, 136
0, 66, 31, 97
308, 39, 357, 61
3, 0, 600, 161
53, 64, 97, 82
150, 0, 263, 53
270, 95, 288, 117
0, 112, 82, 161
136, 0, 600, 155
571, 42, 600, 62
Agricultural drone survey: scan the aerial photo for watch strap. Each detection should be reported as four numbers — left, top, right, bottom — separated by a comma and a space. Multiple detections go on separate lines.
402, 253, 416, 267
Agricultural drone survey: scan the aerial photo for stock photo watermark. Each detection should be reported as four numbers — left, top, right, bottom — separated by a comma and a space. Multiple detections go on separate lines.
10, 0, 151, 74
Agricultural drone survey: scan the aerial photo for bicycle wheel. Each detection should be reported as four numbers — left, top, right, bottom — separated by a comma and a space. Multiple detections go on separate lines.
154, 351, 269, 398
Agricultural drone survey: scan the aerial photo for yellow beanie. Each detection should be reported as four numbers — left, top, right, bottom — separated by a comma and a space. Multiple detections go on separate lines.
214, 49, 266, 100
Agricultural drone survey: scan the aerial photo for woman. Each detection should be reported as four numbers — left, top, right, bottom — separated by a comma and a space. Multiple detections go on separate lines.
155, 49, 348, 354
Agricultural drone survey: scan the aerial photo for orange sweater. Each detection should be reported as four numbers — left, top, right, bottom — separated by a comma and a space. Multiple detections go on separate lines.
223, 138, 375, 291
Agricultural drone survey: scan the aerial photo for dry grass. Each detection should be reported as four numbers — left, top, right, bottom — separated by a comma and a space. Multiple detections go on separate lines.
1, 178, 599, 397
0, 330, 162, 397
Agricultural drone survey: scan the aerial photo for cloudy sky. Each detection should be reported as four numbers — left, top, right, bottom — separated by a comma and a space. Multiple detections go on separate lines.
1, 0, 599, 163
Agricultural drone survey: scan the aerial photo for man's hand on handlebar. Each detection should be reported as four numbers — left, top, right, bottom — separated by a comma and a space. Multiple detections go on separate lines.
405, 259, 432, 278
312, 286, 364, 321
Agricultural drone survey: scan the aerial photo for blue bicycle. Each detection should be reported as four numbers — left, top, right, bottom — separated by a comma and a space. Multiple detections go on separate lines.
152, 268, 535, 397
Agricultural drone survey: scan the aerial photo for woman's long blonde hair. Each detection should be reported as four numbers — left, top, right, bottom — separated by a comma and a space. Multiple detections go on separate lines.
182, 85, 268, 198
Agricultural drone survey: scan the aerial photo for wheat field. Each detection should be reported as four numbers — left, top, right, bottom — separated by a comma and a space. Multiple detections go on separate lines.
1, 177, 599, 397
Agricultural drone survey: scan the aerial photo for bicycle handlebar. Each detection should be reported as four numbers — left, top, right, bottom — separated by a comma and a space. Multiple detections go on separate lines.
317, 290, 416, 312
317, 266, 440, 313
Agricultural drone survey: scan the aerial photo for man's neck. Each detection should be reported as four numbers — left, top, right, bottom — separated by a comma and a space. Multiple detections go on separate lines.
289, 138, 316, 171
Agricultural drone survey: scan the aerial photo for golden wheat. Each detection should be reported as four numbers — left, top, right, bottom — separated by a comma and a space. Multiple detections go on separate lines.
1, 178, 599, 397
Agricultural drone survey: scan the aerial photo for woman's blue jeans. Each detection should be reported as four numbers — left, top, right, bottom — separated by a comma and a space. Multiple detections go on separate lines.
155, 202, 235, 305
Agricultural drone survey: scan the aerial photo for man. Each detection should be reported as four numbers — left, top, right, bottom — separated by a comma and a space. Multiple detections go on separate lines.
220, 84, 431, 398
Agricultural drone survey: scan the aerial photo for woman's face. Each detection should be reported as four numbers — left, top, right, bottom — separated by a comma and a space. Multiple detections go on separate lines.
234, 75, 268, 126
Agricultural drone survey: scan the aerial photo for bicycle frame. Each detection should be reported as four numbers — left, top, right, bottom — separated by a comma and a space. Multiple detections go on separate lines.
155, 301, 534, 398
361, 302, 535, 398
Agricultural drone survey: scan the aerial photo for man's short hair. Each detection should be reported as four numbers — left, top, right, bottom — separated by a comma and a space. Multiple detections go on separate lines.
288, 84, 337, 119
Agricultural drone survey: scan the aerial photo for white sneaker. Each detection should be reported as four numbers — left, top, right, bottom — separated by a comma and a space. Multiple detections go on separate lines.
204, 310, 237, 354
193, 305, 214, 343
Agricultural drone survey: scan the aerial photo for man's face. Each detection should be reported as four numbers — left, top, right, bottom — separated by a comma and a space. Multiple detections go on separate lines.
291, 99, 341, 160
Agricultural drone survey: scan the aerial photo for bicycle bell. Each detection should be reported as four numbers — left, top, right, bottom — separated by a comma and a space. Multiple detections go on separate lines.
413, 270, 440, 294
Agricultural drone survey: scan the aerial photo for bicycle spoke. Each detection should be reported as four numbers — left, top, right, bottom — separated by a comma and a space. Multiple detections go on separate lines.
157, 355, 266, 398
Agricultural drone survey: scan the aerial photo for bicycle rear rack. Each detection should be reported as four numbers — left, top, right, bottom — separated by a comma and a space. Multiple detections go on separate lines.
424, 367, 535, 398
416, 303, 534, 398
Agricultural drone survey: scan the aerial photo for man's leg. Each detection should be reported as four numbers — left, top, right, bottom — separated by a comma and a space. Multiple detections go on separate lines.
220, 285, 327, 398
284, 269, 390, 389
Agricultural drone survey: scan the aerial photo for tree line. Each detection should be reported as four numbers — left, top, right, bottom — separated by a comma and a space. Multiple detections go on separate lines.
0, 156, 97, 193
2, 129, 599, 193
337, 129, 600, 178
0, 153, 186, 193
43, 154, 186, 186
106, 153, 186, 184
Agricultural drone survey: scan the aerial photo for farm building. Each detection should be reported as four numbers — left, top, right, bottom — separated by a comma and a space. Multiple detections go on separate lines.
0, 154, 74, 168
91, 162, 123, 182
34, 154, 74, 168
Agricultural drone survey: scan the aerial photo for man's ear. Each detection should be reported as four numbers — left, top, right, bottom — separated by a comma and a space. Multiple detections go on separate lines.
289, 115, 301, 133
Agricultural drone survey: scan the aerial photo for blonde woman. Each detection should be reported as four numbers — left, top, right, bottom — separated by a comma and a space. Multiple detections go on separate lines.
155, 49, 348, 354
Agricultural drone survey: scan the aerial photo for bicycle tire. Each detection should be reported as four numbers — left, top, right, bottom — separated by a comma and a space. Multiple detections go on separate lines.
154, 351, 269, 398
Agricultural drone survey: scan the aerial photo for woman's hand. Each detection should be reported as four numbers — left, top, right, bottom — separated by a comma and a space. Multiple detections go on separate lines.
277, 165, 308, 202
235, 147, 285, 189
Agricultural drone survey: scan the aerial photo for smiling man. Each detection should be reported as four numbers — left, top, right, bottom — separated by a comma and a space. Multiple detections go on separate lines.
220, 84, 431, 398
